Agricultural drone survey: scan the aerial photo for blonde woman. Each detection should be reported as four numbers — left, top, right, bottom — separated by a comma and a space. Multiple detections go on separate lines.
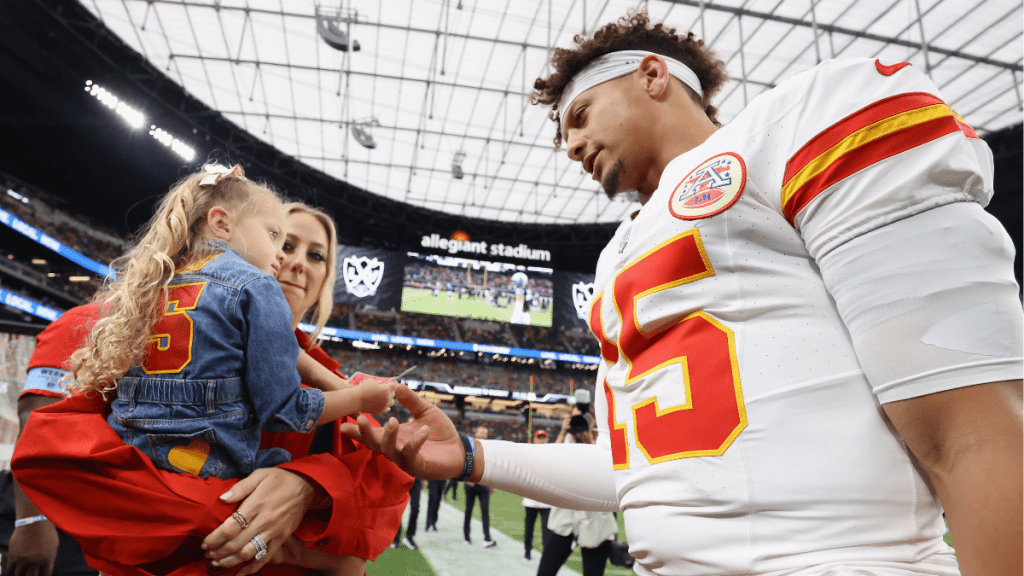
13, 173, 411, 576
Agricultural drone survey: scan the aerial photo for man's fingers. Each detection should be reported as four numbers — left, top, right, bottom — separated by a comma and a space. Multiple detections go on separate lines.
395, 384, 432, 416
338, 420, 361, 440
380, 416, 400, 456
400, 426, 430, 461
340, 414, 388, 451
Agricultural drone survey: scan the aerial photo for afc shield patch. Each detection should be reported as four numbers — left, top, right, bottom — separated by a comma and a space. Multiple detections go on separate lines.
571, 281, 595, 320
343, 256, 384, 297
669, 152, 746, 220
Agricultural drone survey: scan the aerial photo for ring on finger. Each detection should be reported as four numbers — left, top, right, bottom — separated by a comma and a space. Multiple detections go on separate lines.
232, 511, 249, 529
251, 533, 268, 561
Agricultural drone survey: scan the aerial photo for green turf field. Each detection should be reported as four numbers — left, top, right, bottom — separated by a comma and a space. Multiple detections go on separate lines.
369, 487, 956, 575
400, 287, 554, 328
369, 487, 632, 576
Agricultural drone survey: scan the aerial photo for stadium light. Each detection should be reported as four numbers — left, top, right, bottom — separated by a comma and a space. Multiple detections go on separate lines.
149, 126, 196, 162
68, 275, 91, 282
6, 189, 29, 204
85, 81, 144, 128
83, 81, 196, 162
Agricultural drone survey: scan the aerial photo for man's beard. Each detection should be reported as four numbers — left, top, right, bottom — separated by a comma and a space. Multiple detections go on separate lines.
601, 158, 626, 199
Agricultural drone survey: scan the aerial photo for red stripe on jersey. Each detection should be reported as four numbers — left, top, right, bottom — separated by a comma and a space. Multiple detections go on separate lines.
589, 293, 619, 364
782, 113, 962, 224
954, 115, 979, 139
784, 92, 944, 185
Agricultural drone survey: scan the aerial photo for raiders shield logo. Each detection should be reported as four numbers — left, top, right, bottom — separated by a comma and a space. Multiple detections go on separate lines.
669, 152, 746, 220
572, 281, 595, 320
343, 256, 384, 298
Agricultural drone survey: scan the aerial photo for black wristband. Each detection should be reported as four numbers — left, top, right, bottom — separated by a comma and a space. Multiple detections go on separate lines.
455, 433, 475, 481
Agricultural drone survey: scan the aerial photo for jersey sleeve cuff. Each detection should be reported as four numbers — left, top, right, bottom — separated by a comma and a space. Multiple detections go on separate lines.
875, 357, 1023, 404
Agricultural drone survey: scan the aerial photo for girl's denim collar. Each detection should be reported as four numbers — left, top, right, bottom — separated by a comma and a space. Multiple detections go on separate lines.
197, 238, 233, 253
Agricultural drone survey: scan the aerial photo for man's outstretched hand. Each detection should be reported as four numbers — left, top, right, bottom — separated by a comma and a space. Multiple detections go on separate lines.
340, 384, 467, 480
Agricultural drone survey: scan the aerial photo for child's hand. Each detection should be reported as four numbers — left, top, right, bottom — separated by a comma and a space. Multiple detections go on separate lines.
357, 377, 397, 414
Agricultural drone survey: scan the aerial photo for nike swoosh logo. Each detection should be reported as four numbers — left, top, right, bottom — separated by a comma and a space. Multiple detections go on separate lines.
875, 59, 911, 76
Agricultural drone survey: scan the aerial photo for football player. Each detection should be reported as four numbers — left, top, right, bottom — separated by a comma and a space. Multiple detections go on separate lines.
344, 9, 1022, 576
509, 272, 532, 325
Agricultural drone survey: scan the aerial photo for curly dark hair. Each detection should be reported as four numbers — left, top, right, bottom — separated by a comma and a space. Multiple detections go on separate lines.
531, 8, 729, 148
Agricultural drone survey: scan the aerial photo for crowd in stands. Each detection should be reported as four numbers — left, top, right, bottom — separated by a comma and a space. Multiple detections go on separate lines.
0, 175, 126, 267
398, 311, 454, 340
352, 308, 398, 334
325, 303, 354, 329
0, 174, 124, 307
342, 306, 599, 358
509, 324, 572, 352
457, 319, 515, 347
325, 344, 592, 397
373, 403, 559, 444
563, 328, 600, 356
0, 250, 95, 304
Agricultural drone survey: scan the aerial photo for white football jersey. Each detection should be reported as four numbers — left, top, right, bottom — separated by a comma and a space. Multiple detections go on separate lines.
588, 58, 1016, 575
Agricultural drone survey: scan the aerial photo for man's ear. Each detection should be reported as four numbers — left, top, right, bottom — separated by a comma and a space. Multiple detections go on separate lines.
638, 54, 671, 100
206, 206, 233, 240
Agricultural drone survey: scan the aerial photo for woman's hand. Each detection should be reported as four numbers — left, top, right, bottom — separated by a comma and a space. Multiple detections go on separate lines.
201, 467, 316, 576
340, 384, 465, 480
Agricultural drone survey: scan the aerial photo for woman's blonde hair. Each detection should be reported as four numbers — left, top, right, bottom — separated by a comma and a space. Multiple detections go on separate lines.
69, 165, 279, 396
284, 202, 338, 346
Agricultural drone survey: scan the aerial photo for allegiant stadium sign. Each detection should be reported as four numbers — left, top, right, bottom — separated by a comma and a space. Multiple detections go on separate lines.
420, 234, 551, 262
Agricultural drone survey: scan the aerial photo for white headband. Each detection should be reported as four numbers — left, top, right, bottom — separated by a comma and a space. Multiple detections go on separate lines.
559, 50, 704, 125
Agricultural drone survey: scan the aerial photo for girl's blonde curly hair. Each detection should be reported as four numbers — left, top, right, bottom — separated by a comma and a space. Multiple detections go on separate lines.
68, 165, 280, 397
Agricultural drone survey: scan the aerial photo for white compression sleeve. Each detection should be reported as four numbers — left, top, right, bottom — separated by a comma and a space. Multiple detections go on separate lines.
816, 202, 1023, 404
477, 439, 619, 512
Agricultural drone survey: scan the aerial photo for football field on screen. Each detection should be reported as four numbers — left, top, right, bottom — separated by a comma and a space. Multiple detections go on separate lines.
399, 288, 554, 327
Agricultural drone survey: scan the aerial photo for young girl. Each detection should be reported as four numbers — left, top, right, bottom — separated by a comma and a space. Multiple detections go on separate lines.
68, 163, 395, 481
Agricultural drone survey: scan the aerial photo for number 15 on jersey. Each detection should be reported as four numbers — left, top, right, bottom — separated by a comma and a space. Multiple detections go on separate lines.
590, 229, 747, 469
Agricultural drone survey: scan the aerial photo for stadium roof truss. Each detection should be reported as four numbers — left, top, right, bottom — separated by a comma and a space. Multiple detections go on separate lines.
80, 0, 1023, 225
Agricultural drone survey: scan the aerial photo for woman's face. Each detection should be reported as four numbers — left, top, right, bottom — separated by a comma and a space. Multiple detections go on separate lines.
277, 211, 329, 326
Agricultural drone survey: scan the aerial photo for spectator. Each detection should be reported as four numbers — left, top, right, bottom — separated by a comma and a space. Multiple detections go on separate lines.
463, 425, 497, 548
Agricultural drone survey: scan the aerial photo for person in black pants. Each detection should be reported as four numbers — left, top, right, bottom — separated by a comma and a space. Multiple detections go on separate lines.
522, 429, 553, 560
444, 478, 459, 501
537, 536, 612, 576
462, 425, 496, 548
424, 479, 445, 532
537, 395, 616, 576
393, 478, 422, 550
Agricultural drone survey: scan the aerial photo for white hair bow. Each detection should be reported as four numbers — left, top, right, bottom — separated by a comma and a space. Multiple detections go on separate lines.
199, 163, 246, 187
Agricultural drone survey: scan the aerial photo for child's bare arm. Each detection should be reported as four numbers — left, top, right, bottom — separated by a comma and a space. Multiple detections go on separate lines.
317, 379, 396, 425
297, 351, 351, 392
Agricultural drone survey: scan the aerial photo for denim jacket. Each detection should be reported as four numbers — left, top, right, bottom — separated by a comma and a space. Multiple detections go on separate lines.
108, 241, 325, 479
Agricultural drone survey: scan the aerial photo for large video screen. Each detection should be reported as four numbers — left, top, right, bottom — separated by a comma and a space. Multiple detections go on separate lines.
401, 253, 554, 327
